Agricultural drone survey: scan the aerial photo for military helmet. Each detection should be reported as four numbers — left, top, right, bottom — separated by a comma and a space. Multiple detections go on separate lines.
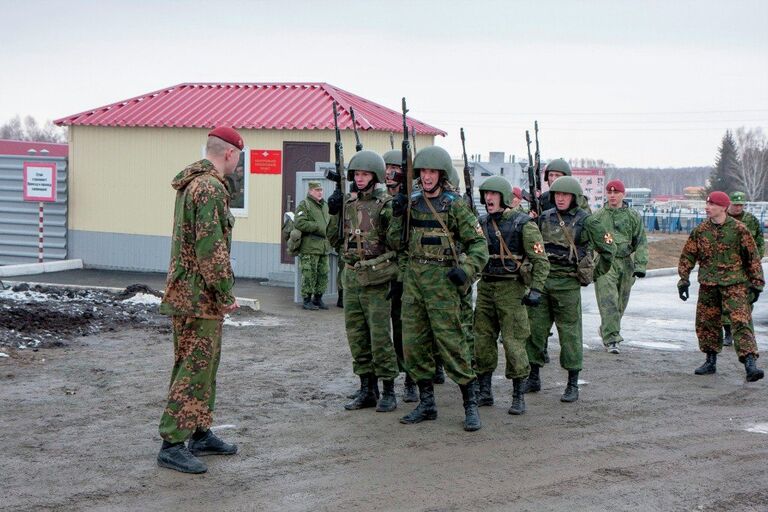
730, 191, 747, 205
382, 150, 402, 167
447, 164, 460, 189
347, 150, 386, 182
479, 176, 513, 207
548, 175, 583, 196
413, 146, 455, 183
544, 158, 572, 181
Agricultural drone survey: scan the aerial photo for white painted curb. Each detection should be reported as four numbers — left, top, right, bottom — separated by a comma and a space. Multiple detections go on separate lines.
0, 259, 84, 277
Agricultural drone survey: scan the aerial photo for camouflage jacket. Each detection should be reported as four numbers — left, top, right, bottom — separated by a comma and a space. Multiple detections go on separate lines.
590, 201, 648, 272
728, 211, 765, 258
160, 159, 235, 319
335, 187, 396, 266
678, 216, 764, 290
295, 195, 331, 255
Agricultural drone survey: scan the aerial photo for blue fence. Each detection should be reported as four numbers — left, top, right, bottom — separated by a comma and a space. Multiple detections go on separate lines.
640, 206, 768, 234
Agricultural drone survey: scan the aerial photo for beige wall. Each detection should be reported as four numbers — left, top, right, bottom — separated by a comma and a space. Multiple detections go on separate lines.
68, 126, 435, 243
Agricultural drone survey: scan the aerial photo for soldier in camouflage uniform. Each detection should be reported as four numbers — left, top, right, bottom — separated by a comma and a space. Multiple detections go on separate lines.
524, 176, 615, 403
327, 150, 400, 412
536, 158, 592, 214
511, 186, 524, 213
678, 191, 764, 382
721, 191, 765, 346
473, 176, 549, 415
591, 180, 648, 353
391, 146, 489, 431
295, 182, 331, 310
156, 127, 243, 474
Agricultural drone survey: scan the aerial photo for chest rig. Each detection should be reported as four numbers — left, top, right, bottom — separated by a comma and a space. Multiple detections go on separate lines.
539, 208, 589, 266
408, 191, 461, 264
343, 189, 391, 263
480, 210, 529, 274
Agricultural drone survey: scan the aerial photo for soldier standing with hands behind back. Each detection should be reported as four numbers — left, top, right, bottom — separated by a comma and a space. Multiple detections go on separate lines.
295, 182, 331, 311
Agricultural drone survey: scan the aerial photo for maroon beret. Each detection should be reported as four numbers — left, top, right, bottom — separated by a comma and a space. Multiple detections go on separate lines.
606, 180, 625, 193
512, 186, 523, 200
208, 126, 244, 150
706, 191, 730, 208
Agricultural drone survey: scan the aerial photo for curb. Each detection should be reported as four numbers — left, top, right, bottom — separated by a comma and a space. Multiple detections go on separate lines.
0, 259, 84, 277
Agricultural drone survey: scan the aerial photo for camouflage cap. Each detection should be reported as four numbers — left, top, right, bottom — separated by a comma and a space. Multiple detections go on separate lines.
308, 181, 322, 190
729, 191, 746, 205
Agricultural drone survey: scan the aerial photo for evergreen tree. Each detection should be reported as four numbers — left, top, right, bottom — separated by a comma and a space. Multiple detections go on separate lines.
707, 130, 740, 194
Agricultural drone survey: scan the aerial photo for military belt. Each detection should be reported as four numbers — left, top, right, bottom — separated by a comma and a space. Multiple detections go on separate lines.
413, 257, 453, 267
481, 274, 519, 283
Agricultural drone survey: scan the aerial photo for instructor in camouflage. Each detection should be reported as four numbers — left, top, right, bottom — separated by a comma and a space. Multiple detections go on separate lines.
295, 182, 331, 310
591, 179, 648, 353
678, 191, 764, 382
156, 126, 242, 474
473, 176, 549, 416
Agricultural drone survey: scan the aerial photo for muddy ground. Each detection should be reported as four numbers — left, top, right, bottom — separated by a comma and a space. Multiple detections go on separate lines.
2, 237, 768, 511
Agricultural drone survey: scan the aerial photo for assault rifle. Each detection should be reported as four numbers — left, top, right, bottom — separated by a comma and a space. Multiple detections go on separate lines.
526, 129, 542, 217
349, 107, 363, 152
400, 98, 414, 246
533, 120, 542, 195
331, 101, 346, 239
411, 125, 417, 153
460, 127, 475, 214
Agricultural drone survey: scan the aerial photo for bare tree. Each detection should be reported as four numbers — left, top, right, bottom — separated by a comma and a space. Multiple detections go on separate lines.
732, 127, 768, 201
0, 115, 67, 143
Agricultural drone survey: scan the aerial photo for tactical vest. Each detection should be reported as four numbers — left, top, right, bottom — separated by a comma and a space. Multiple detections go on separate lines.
539, 207, 589, 267
342, 188, 391, 263
408, 190, 461, 263
480, 210, 529, 275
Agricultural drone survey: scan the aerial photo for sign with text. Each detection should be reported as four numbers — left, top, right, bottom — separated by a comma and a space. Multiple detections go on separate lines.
250, 149, 282, 174
23, 162, 57, 202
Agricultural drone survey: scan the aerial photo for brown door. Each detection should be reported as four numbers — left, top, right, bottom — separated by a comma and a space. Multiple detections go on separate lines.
282, 141, 330, 263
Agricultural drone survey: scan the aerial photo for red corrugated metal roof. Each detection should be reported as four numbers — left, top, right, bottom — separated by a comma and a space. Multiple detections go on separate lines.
54, 83, 446, 136
0, 139, 68, 157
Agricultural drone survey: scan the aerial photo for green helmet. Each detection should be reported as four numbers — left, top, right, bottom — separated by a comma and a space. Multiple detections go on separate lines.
447, 165, 460, 189
479, 176, 512, 207
382, 150, 402, 167
730, 191, 746, 205
544, 158, 572, 181
548, 175, 583, 196
413, 146, 455, 183
347, 150, 386, 182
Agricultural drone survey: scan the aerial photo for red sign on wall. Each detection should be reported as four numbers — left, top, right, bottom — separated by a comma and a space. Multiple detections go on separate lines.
250, 149, 282, 174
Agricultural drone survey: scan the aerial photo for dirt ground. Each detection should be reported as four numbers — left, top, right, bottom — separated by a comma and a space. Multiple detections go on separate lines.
2, 238, 768, 511
647, 233, 688, 270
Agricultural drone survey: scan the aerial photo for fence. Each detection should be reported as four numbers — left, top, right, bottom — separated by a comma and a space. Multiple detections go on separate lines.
639, 203, 768, 234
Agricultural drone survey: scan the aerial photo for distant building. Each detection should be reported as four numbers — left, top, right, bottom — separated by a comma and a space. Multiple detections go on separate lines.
624, 188, 652, 207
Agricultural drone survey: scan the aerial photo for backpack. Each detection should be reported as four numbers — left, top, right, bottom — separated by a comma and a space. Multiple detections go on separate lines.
282, 212, 303, 257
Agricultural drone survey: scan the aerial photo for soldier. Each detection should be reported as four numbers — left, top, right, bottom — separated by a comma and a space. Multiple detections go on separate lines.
511, 186, 524, 212
524, 176, 614, 402
391, 146, 489, 431
678, 191, 764, 382
473, 176, 549, 415
721, 191, 765, 346
295, 182, 331, 310
537, 158, 591, 214
591, 179, 648, 353
382, 149, 418, 403
327, 150, 401, 412
157, 126, 242, 474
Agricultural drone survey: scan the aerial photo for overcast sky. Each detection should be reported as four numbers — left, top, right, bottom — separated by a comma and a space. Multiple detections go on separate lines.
1, 0, 766, 167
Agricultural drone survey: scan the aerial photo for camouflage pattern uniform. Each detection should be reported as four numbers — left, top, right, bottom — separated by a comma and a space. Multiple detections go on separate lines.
295, 191, 331, 298
678, 216, 764, 361
591, 200, 648, 347
158, 159, 235, 443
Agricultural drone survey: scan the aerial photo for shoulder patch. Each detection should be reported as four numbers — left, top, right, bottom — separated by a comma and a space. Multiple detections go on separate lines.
474, 222, 484, 236
533, 241, 545, 254
604, 232, 614, 244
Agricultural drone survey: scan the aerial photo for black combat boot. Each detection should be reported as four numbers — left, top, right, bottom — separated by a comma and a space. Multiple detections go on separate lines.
376, 379, 397, 412
434, 360, 446, 384
344, 374, 378, 410
188, 429, 238, 456
313, 294, 329, 310
336, 289, 344, 308
723, 325, 733, 347
303, 296, 318, 310
477, 372, 494, 406
522, 364, 541, 394
459, 379, 482, 431
157, 441, 207, 474
694, 352, 717, 375
402, 373, 418, 403
560, 370, 580, 403
508, 377, 526, 415
744, 354, 765, 382
399, 380, 438, 424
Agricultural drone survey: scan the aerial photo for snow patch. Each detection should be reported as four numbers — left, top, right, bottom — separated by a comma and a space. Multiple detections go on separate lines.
745, 423, 768, 434
224, 315, 283, 327
0, 352, 8, 358
122, 293, 162, 305
625, 340, 684, 351
211, 424, 237, 431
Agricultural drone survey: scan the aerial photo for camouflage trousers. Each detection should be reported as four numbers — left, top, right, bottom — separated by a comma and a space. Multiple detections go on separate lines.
474, 278, 530, 379
343, 269, 399, 379
402, 263, 475, 385
697, 283, 759, 361
461, 288, 475, 360
526, 281, 583, 370
595, 256, 635, 345
300, 253, 329, 297
390, 279, 405, 372
159, 316, 222, 443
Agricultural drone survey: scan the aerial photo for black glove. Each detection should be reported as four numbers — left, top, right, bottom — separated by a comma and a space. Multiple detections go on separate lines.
386, 280, 403, 301
678, 283, 689, 301
633, 271, 646, 278
521, 288, 542, 307
750, 287, 761, 304
392, 192, 408, 217
327, 189, 343, 215
447, 267, 468, 286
